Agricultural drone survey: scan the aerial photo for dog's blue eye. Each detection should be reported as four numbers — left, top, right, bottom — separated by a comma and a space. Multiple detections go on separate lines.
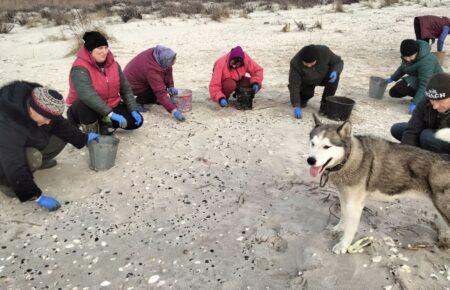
323, 145, 331, 149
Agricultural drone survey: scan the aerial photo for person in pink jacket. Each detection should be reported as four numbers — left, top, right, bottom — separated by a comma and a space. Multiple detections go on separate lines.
209, 46, 264, 107
124, 45, 185, 122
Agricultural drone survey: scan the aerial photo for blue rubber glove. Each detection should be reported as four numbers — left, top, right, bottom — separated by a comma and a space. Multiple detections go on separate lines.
409, 103, 416, 114
294, 107, 302, 119
131, 111, 142, 126
36, 195, 61, 211
167, 87, 178, 96
386, 77, 393, 84
172, 110, 186, 122
437, 25, 449, 52
219, 98, 228, 107
329, 71, 337, 83
87, 132, 100, 144
252, 84, 260, 93
110, 112, 127, 128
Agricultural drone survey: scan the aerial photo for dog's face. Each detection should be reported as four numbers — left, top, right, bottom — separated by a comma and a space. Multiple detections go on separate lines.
307, 115, 352, 177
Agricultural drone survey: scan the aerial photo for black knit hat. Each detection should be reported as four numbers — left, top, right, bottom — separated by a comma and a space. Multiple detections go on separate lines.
400, 39, 419, 57
83, 31, 108, 51
425, 73, 450, 100
300, 45, 319, 63
30, 87, 65, 120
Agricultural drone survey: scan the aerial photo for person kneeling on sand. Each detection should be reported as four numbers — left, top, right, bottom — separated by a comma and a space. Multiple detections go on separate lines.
124, 45, 185, 121
0, 81, 99, 211
386, 39, 443, 114
391, 72, 450, 155
209, 46, 264, 108
66, 31, 143, 134
288, 44, 344, 119
414, 15, 450, 52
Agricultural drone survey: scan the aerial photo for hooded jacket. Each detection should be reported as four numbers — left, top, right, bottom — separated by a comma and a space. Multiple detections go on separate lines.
209, 51, 264, 103
0, 81, 87, 202
124, 47, 176, 112
390, 40, 443, 104
288, 45, 344, 107
402, 99, 450, 147
67, 47, 138, 116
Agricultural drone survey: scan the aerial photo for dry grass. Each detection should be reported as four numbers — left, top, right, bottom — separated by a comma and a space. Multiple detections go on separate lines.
0, 22, 14, 34
119, 6, 142, 23
334, 0, 345, 12
205, 5, 230, 22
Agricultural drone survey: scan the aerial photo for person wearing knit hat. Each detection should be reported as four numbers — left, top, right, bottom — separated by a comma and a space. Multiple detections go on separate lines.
0, 81, 99, 211
386, 39, 443, 114
288, 44, 344, 119
390, 72, 450, 155
209, 46, 264, 108
123, 45, 185, 121
66, 31, 143, 135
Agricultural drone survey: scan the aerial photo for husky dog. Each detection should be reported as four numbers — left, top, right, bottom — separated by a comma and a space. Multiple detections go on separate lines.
307, 115, 450, 254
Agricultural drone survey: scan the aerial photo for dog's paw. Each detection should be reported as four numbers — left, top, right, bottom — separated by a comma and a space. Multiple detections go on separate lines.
332, 241, 349, 254
332, 222, 344, 234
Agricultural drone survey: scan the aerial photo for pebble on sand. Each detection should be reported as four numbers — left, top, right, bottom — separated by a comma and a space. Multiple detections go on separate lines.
100, 281, 111, 287
148, 275, 160, 284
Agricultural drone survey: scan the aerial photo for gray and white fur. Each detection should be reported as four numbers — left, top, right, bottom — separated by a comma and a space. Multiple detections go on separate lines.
308, 115, 450, 254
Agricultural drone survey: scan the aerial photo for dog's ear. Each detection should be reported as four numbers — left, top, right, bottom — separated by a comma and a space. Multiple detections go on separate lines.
312, 114, 322, 127
337, 121, 352, 138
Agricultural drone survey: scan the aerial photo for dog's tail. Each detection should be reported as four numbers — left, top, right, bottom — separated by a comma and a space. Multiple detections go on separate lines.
435, 128, 450, 143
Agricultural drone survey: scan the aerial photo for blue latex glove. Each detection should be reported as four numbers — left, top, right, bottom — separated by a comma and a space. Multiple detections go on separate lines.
131, 111, 142, 126
294, 107, 302, 119
110, 112, 127, 128
172, 110, 186, 122
219, 98, 228, 107
329, 71, 338, 83
87, 132, 100, 144
386, 77, 393, 84
167, 87, 178, 96
409, 103, 416, 114
252, 84, 260, 93
36, 195, 61, 211
437, 25, 449, 52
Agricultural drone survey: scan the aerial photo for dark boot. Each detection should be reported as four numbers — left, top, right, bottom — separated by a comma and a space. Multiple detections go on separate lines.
81, 121, 99, 134
40, 159, 57, 169
319, 100, 327, 116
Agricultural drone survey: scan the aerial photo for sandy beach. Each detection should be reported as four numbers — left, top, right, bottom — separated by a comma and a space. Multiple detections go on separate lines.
1, 1, 450, 289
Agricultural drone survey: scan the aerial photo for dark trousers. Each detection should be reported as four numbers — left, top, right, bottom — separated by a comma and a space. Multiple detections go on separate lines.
67, 101, 143, 130
414, 18, 431, 43
0, 136, 66, 197
300, 75, 340, 107
391, 122, 450, 154
389, 80, 417, 99
135, 88, 157, 105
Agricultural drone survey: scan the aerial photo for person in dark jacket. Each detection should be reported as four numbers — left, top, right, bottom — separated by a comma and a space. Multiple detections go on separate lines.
414, 15, 450, 51
386, 39, 443, 114
390, 72, 450, 154
66, 31, 143, 134
124, 45, 185, 122
288, 44, 344, 119
0, 81, 99, 211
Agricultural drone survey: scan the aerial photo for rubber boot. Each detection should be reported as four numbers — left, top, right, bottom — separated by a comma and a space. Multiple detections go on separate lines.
26, 148, 43, 172
81, 121, 99, 134
319, 100, 327, 116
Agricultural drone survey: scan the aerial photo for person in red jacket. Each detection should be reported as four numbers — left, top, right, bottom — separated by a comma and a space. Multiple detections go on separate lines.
124, 46, 185, 122
414, 16, 450, 52
209, 46, 264, 108
66, 31, 143, 134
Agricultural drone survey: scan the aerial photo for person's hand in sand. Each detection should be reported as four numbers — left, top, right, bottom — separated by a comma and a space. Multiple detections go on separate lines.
172, 109, 186, 122
36, 195, 61, 211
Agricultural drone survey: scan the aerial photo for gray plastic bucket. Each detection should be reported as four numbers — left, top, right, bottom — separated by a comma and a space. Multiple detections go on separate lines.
368, 76, 388, 99
88, 136, 120, 171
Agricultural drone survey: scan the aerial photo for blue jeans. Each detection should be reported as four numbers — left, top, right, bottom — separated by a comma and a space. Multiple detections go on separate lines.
391, 122, 450, 154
